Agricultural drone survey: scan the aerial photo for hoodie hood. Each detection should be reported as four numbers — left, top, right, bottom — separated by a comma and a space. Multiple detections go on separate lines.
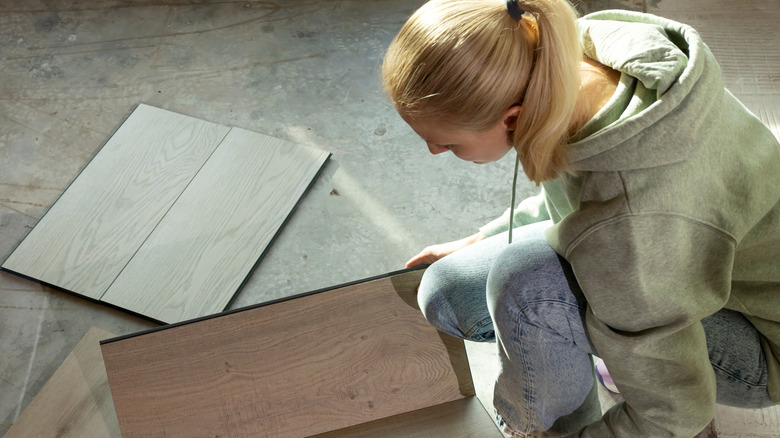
568, 10, 724, 171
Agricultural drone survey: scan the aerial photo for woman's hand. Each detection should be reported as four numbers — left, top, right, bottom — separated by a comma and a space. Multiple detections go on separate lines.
405, 232, 486, 268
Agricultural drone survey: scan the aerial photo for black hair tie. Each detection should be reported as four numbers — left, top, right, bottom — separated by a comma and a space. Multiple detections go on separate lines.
506, 0, 525, 20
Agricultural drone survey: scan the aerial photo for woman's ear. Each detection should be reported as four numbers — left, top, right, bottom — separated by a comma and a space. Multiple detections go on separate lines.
502, 105, 523, 131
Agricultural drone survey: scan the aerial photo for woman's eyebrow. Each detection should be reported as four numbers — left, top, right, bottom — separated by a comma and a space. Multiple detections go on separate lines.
413, 133, 428, 142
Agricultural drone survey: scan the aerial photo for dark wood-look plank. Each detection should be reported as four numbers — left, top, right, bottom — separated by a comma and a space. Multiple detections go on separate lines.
1, 104, 230, 299
695, 421, 718, 438
100, 127, 330, 323
101, 270, 473, 438
5, 327, 119, 438
309, 397, 502, 438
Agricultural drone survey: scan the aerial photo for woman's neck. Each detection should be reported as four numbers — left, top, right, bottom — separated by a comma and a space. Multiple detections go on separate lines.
569, 57, 621, 136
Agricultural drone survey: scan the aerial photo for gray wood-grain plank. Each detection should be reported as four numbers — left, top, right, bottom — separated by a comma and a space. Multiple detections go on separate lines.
101, 269, 476, 438
101, 127, 329, 322
1, 104, 230, 299
2, 105, 330, 323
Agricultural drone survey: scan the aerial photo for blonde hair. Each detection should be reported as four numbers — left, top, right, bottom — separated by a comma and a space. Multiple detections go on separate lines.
382, 0, 582, 183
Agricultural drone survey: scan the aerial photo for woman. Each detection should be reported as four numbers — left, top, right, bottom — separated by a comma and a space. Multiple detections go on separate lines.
382, 0, 780, 436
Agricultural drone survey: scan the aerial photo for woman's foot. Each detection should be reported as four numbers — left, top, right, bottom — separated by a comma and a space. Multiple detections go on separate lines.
595, 358, 619, 394
495, 410, 532, 437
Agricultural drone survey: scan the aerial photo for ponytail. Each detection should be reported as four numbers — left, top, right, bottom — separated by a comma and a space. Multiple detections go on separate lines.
511, 0, 581, 183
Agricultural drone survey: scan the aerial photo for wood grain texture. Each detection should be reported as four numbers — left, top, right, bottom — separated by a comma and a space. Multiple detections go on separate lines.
101, 270, 472, 438
1, 104, 230, 299
100, 127, 330, 323
2, 105, 330, 323
309, 397, 502, 438
5, 327, 119, 438
389, 267, 476, 396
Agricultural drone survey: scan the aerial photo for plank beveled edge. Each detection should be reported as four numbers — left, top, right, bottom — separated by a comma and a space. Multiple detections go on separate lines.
99, 266, 429, 346
307, 397, 503, 438
0, 268, 169, 324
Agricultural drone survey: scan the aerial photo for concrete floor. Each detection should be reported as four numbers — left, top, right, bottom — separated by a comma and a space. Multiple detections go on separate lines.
0, 0, 777, 436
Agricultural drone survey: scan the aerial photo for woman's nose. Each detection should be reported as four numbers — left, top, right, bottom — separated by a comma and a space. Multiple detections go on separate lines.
427, 143, 449, 155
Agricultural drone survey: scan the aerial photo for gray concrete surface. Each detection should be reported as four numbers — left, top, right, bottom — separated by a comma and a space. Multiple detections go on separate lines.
1, 0, 777, 436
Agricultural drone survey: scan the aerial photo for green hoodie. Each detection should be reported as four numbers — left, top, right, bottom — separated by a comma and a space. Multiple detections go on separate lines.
480, 10, 780, 437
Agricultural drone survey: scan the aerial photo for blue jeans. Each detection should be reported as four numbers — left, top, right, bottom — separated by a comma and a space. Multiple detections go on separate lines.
418, 221, 774, 435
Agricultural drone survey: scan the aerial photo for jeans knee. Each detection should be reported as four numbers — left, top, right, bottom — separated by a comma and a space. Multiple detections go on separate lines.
486, 243, 542, 319
416, 257, 495, 341
416, 260, 469, 337
486, 240, 582, 331
416, 261, 448, 321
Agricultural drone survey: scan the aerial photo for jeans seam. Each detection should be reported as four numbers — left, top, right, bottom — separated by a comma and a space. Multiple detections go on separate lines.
711, 362, 767, 388
517, 319, 535, 435
464, 318, 493, 339
519, 299, 584, 309
519, 300, 586, 339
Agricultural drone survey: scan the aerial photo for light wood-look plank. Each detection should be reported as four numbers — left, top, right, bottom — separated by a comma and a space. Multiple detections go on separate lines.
2, 105, 330, 322
101, 269, 473, 438
1, 104, 230, 299
5, 327, 119, 438
100, 127, 330, 323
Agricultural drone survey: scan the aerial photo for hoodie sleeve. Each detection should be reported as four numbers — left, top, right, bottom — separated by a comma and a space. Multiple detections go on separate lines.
479, 190, 550, 237
564, 214, 734, 437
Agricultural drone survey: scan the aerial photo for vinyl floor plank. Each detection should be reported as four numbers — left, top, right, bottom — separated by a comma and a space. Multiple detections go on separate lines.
1, 104, 230, 299
5, 327, 119, 438
308, 397, 502, 438
2, 104, 330, 323
100, 127, 330, 323
101, 268, 473, 438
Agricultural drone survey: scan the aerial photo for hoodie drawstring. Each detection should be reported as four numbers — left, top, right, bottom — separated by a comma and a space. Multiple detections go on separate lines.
508, 152, 520, 244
